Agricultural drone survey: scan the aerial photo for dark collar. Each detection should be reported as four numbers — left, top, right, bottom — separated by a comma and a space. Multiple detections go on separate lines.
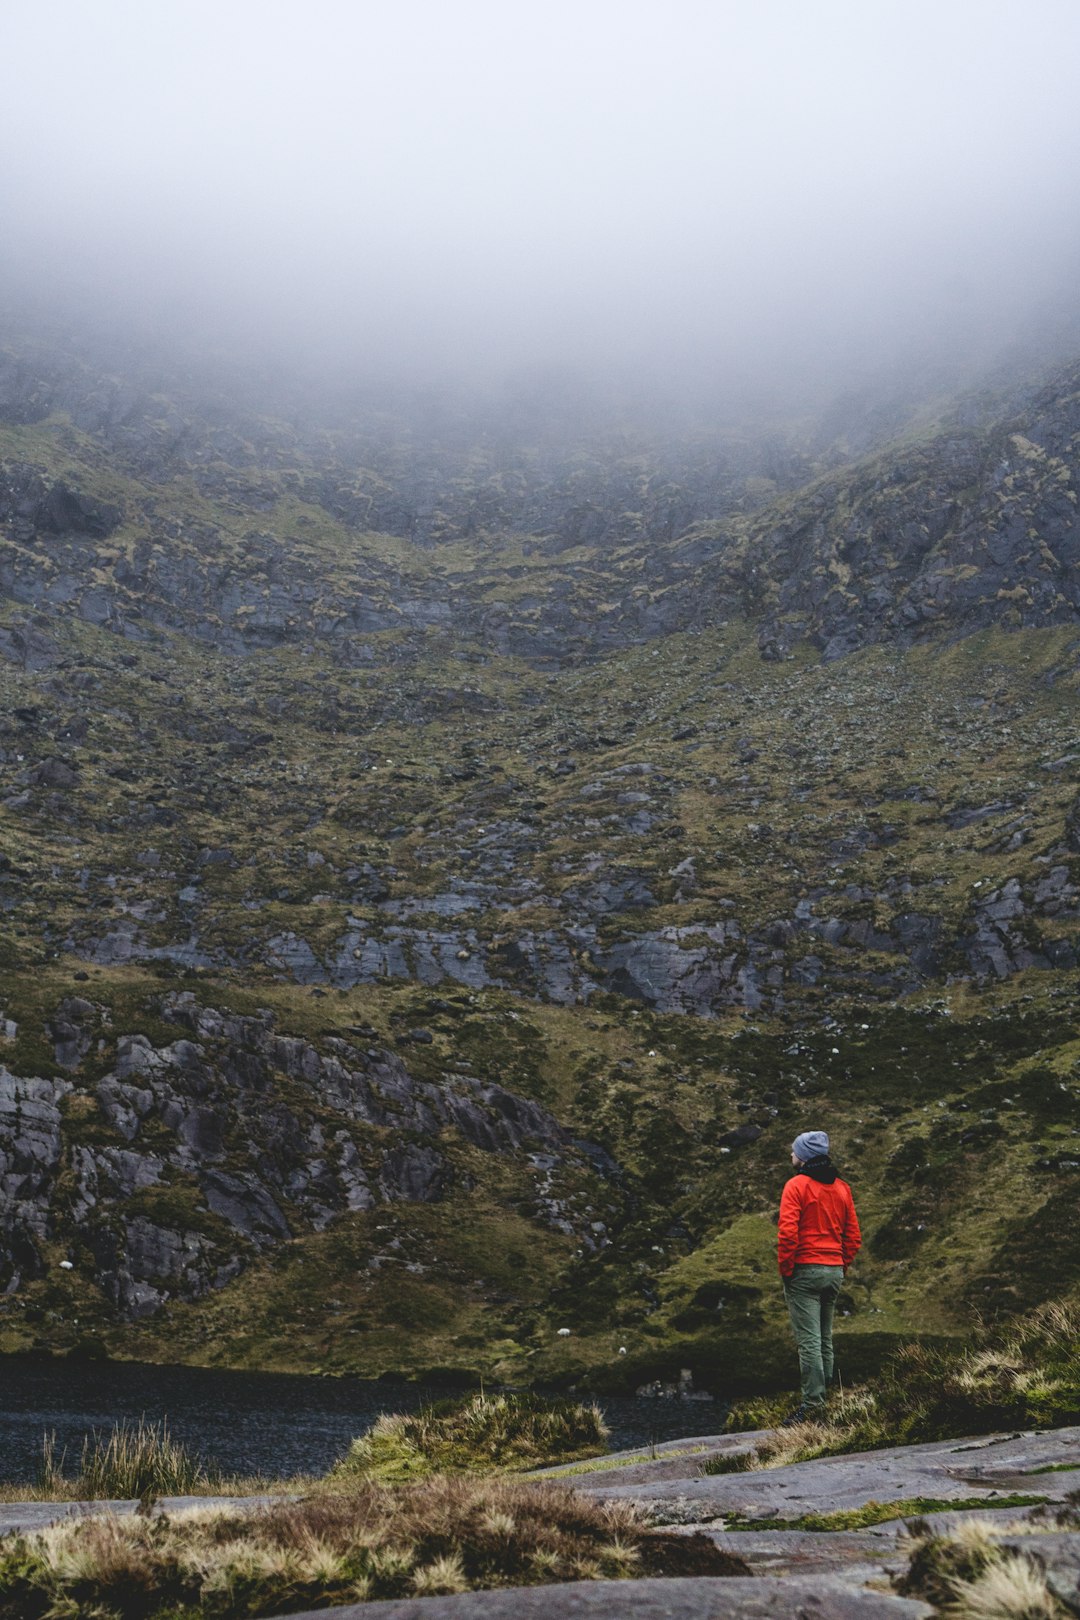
797, 1154, 838, 1184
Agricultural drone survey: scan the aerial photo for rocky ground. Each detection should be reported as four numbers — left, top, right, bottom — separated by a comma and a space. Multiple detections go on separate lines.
2, 1425, 1078, 1615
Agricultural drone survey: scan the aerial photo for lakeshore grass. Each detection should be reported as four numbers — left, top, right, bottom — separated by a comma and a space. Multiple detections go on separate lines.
328, 1392, 609, 1484
10, 1420, 219, 1503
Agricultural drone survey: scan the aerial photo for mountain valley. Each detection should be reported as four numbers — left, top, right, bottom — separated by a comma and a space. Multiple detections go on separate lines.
2, 331, 1080, 1394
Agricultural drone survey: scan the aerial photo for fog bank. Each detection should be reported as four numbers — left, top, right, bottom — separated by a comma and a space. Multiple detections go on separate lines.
3, 1, 1079, 401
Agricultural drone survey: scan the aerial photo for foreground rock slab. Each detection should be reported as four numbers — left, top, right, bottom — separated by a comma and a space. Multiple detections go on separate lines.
694, 1526, 906, 1583
589, 1425, 1080, 1521
276, 1574, 932, 1619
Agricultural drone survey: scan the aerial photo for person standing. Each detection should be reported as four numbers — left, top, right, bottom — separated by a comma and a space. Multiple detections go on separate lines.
777, 1129, 860, 1424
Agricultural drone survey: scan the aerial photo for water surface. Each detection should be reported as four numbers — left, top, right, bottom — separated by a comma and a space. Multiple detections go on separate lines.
0, 1359, 723, 1484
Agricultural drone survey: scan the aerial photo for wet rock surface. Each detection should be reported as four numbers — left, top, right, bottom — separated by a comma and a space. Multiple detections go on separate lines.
591, 1425, 1080, 1519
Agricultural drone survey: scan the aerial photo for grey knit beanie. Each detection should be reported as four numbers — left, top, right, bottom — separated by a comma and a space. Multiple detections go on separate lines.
792, 1130, 829, 1162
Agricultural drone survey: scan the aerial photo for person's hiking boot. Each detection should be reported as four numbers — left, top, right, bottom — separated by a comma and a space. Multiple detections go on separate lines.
780, 1402, 826, 1427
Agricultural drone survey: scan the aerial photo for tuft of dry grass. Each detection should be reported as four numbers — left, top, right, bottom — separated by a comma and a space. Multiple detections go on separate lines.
741, 1420, 833, 1472
0, 1421, 325, 1504
34, 1419, 214, 1501
0, 1476, 749, 1618
947, 1552, 1061, 1618
896, 1517, 1064, 1617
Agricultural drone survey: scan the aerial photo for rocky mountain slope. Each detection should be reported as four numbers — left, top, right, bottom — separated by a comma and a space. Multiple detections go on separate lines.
2, 331, 1080, 1388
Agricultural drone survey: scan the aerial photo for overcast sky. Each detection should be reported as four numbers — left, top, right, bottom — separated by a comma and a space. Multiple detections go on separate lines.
3, 0, 1079, 395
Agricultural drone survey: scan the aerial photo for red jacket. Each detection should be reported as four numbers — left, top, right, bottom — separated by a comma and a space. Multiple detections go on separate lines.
778, 1166, 861, 1278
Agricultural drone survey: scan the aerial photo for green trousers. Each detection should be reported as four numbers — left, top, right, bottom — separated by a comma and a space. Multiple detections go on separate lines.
783, 1263, 844, 1408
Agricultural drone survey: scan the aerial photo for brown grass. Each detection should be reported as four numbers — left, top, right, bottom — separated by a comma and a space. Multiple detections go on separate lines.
0, 1476, 748, 1617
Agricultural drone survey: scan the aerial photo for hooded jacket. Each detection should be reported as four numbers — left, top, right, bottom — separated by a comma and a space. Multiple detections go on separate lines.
777, 1156, 861, 1278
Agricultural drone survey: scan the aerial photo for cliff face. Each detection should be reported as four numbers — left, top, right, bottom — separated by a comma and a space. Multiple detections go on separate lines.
1, 992, 616, 1330
732, 365, 1080, 661
2, 335, 1080, 1383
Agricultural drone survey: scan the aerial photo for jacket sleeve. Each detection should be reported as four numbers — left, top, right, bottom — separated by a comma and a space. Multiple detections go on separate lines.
841, 1184, 862, 1268
777, 1179, 802, 1277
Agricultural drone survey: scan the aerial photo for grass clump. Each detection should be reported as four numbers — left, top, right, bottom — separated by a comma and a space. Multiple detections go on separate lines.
896, 1516, 1064, 1616
722, 1302, 1080, 1469
329, 1393, 609, 1483
0, 1477, 749, 1618
35, 1419, 215, 1501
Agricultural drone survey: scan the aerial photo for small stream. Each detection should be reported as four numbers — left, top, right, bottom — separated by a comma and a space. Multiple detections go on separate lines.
0, 1358, 724, 1485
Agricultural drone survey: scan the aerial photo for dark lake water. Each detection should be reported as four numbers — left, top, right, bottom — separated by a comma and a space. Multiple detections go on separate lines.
0, 1359, 724, 1485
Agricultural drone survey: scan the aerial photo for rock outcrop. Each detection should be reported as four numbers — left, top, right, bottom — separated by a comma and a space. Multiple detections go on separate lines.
0, 993, 619, 1320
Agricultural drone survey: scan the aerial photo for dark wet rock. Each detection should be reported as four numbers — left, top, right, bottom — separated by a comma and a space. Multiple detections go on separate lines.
961, 877, 1052, 979
827, 824, 898, 861
0, 462, 121, 540
200, 1169, 291, 1241
28, 756, 77, 790
84, 920, 144, 965
493, 932, 591, 1005
378, 1143, 446, 1202
791, 955, 824, 986
88, 1216, 219, 1318
1064, 791, 1080, 854
1032, 864, 1080, 915
334, 1133, 375, 1211
889, 913, 942, 976
279, 1575, 932, 1617
944, 800, 1018, 830
0, 621, 61, 668
198, 846, 235, 867
380, 889, 488, 920
718, 1123, 764, 1150
562, 870, 656, 917
265, 932, 327, 982
595, 923, 768, 1016
328, 924, 500, 992
48, 997, 98, 1068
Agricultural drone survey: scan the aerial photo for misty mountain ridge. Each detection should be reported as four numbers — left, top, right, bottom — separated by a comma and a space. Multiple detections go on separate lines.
3, 325, 1080, 1389
2, 329, 1079, 664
